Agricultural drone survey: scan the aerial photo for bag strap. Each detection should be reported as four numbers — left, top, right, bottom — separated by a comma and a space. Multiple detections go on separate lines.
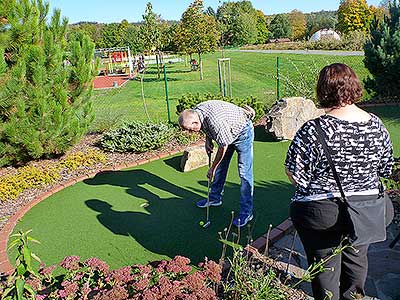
315, 118, 350, 207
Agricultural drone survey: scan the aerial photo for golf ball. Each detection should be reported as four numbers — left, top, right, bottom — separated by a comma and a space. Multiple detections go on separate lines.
199, 221, 204, 226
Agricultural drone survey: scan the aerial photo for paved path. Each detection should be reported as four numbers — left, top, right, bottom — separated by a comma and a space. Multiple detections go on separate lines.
232, 49, 364, 56
272, 223, 400, 300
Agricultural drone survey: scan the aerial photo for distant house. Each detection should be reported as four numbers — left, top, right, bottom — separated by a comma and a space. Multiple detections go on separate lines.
309, 29, 341, 41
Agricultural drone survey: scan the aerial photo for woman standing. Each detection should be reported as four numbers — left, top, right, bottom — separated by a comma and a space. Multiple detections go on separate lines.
285, 63, 394, 300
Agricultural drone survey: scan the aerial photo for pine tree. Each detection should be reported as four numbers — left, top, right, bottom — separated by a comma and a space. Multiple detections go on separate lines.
364, 0, 400, 99
0, 0, 97, 166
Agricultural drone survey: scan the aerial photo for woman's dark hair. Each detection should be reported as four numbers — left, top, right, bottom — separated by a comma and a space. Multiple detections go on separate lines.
316, 63, 363, 108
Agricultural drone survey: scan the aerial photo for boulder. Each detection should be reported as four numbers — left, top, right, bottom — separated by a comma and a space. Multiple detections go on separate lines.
265, 97, 324, 140
180, 145, 215, 172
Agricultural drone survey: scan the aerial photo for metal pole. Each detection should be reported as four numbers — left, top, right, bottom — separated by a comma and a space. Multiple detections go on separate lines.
163, 65, 171, 123
228, 59, 232, 98
218, 59, 223, 96
276, 57, 280, 100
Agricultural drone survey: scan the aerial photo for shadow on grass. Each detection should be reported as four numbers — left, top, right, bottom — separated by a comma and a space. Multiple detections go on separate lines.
163, 155, 183, 172
145, 69, 191, 75
254, 125, 277, 142
364, 105, 400, 122
136, 77, 180, 83
84, 170, 293, 264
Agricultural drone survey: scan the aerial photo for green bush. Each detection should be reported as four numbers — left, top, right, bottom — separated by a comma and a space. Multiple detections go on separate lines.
364, 1, 400, 100
100, 122, 174, 153
174, 129, 202, 146
176, 93, 265, 121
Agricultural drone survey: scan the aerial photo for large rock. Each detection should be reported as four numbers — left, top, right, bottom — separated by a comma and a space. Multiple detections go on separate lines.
180, 145, 215, 172
265, 97, 324, 140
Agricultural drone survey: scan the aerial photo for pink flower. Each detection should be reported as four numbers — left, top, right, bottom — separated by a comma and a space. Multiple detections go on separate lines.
84, 257, 109, 274
60, 255, 81, 271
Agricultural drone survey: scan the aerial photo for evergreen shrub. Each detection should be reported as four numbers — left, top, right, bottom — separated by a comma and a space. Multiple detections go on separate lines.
176, 93, 265, 121
100, 122, 174, 153
364, 1, 400, 100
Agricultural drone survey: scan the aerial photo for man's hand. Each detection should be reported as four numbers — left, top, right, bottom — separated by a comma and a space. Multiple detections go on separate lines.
205, 137, 213, 154
207, 166, 215, 181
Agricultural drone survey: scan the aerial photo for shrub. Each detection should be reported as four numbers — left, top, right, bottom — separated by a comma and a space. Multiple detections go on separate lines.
0, 150, 107, 202
174, 129, 202, 146
176, 93, 265, 121
0, 166, 60, 202
0, 232, 222, 300
59, 149, 106, 173
100, 122, 174, 153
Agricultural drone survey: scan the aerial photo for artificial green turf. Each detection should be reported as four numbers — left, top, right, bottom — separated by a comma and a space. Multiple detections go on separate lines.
9, 107, 400, 270
9, 131, 292, 269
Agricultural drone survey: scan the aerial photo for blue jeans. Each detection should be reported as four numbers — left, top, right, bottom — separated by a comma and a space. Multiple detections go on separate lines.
209, 121, 254, 215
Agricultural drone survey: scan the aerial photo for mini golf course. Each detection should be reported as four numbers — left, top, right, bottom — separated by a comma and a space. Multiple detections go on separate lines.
8, 106, 400, 270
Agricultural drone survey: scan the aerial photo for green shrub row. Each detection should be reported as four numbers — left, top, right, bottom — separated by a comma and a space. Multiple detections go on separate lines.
100, 122, 174, 153
0, 150, 106, 202
176, 93, 265, 121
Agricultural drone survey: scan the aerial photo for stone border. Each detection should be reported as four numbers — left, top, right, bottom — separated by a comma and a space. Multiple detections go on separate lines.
0, 141, 205, 274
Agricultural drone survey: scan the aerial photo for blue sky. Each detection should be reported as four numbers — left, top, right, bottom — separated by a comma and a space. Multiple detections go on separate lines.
48, 0, 382, 24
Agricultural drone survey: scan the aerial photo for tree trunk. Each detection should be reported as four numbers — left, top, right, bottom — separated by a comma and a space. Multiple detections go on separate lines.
156, 52, 160, 79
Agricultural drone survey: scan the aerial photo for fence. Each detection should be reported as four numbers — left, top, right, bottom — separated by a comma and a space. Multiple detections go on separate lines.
274, 52, 369, 102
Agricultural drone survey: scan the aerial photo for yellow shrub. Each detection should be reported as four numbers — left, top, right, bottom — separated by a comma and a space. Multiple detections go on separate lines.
59, 149, 107, 173
0, 149, 107, 202
0, 166, 60, 202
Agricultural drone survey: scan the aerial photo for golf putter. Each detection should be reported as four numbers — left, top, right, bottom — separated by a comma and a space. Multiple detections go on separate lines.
202, 151, 212, 228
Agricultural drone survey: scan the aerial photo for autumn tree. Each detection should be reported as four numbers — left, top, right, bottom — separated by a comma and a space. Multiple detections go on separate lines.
337, 0, 375, 33
174, 0, 218, 80
289, 10, 307, 40
255, 10, 269, 44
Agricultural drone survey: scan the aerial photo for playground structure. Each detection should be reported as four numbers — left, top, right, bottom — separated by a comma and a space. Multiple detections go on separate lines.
95, 46, 134, 78
218, 58, 232, 98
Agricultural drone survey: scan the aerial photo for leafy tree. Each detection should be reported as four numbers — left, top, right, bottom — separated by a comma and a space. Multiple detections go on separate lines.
160, 21, 178, 52
216, 1, 258, 46
98, 23, 120, 48
268, 14, 292, 39
123, 24, 145, 54
174, 0, 218, 80
140, 2, 161, 53
255, 10, 269, 44
289, 10, 307, 40
68, 22, 104, 47
364, 0, 400, 99
337, 0, 375, 33
305, 10, 338, 38
0, 0, 97, 166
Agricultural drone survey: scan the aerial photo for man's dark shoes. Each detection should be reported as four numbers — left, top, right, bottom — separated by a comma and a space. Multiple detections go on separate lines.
233, 213, 254, 227
196, 199, 222, 208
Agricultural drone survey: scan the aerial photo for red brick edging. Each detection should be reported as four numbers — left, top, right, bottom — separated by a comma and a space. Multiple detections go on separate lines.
248, 218, 294, 255
0, 141, 204, 274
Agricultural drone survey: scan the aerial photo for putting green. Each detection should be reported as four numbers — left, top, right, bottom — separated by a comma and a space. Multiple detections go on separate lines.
8, 106, 400, 270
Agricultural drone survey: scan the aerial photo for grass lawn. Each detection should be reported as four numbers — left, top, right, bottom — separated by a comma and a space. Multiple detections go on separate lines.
8, 106, 400, 270
90, 51, 368, 131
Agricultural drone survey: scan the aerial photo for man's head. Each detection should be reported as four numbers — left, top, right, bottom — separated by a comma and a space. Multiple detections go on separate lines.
178, 109, 201, 132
